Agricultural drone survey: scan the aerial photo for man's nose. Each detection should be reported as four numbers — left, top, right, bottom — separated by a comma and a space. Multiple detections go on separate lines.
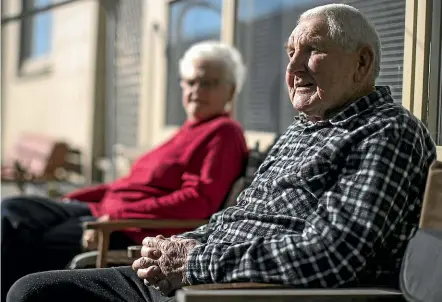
287, 51, 307, 74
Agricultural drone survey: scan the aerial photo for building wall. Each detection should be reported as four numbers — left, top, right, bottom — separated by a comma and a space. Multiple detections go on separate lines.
1, 0, 102, 179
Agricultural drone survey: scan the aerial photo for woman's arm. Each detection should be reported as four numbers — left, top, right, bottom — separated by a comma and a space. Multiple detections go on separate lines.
63, 183, 110, 203
106, 125, 247, 220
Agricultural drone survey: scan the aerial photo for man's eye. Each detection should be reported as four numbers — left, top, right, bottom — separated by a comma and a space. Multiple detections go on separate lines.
309, 47, 320, 53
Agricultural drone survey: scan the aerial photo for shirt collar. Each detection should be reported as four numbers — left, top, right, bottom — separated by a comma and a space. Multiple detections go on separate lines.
297, 86, 393, 127
183, 112, 230, 128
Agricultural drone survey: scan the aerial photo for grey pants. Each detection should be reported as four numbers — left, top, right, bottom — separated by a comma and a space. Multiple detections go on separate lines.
7, 266, 175, 302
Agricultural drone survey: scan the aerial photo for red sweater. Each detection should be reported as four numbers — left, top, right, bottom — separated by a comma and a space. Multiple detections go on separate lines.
64, 114, 248, 243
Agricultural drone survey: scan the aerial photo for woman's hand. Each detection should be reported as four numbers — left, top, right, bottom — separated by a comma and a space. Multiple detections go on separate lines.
81, 215, 110, 250
132, 235, 200, 296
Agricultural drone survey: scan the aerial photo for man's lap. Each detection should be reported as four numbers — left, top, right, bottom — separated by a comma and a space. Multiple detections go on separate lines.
7, 266, 175, 302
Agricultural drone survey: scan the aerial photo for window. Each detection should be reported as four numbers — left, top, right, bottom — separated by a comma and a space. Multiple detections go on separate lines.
235, 0, 406, 133
20, 0, 52, 64
165, 0, 222, 126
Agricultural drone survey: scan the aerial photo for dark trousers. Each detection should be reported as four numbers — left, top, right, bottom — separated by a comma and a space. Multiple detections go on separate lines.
1, 196, 135, 302
7, 266, 175, 302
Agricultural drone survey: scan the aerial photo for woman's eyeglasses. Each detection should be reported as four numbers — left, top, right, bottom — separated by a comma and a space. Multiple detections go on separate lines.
180, 78, 226, 90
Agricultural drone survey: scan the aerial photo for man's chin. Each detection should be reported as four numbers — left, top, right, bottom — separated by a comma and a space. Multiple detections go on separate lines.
292, 97, 314, 112
292, 99, 324, 118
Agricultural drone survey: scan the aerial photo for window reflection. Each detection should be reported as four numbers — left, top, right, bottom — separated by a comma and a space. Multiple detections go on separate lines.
166, 0, 222, 126
33, 0, 52, 57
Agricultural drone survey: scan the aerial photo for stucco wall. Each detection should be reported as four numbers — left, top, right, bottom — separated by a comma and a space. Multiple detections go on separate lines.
1, 0, 101, 179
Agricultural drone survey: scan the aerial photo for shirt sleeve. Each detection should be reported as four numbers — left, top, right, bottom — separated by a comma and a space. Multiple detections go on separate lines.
178, 223, 212, 243
185, 126, 436, 286
63, 183, 109, 202
108, 125, 247, 220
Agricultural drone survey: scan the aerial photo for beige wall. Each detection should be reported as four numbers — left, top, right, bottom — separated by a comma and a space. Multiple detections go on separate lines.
138, 0, 172, 149
1, 0, 102, 179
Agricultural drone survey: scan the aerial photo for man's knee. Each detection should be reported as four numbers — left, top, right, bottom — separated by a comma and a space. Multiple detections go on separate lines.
7, 272, 72, 302
7, 273, 44, 302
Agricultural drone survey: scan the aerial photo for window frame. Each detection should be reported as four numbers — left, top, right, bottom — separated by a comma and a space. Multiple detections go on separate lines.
225, 0, 280, 150
427, 0, 442, 152
402, 0, 442, 159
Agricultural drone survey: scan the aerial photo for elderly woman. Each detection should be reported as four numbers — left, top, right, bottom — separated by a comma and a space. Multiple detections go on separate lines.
1, 41, 248, 300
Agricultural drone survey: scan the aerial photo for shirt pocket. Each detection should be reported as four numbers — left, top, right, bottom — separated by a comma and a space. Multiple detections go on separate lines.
295, 154, 334, 199
272, 153, 333, 201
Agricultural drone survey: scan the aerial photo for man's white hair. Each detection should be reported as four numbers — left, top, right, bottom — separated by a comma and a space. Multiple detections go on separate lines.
300, 4, 381, 79
179, 41, 247, 96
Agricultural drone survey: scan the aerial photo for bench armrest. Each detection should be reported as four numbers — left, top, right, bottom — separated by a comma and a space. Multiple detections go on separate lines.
184, 283, 291, 290
82, 219, 208, 268
84, 219, 209, 232
176, 288, 403, 302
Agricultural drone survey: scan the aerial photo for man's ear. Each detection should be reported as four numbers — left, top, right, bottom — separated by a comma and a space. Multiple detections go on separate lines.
354, 46, 375, 83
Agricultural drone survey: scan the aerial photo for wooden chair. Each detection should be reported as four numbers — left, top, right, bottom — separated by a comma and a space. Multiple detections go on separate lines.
175, 160, 442, 302
1, 132, 70, 195
70, 177, 246, 269
70, 137, 275, 269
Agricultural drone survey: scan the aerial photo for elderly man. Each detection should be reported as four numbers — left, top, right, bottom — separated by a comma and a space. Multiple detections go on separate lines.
7, 4, 436, 302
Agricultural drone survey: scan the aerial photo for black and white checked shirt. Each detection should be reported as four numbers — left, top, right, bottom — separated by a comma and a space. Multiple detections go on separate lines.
182, 86, 437, 287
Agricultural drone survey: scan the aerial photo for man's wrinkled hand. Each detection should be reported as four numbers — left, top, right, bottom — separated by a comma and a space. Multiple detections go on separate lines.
132, 235, 200, 296
81, 215, 110, 250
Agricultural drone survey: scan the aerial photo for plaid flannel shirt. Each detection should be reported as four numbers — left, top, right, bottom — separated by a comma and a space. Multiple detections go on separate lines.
181, 86, 437, 287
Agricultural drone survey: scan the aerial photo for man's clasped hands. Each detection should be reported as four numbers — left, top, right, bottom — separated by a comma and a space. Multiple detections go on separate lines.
132, 235, 201, 296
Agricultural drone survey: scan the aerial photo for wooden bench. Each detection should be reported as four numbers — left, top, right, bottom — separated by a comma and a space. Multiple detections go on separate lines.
31, 147, 88, 198
175, 160, 442, 302
1, 132, 75, 195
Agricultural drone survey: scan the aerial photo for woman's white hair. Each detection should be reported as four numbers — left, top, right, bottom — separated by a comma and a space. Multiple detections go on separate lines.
179, 41, 247, 96
300, 4, 381, 79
